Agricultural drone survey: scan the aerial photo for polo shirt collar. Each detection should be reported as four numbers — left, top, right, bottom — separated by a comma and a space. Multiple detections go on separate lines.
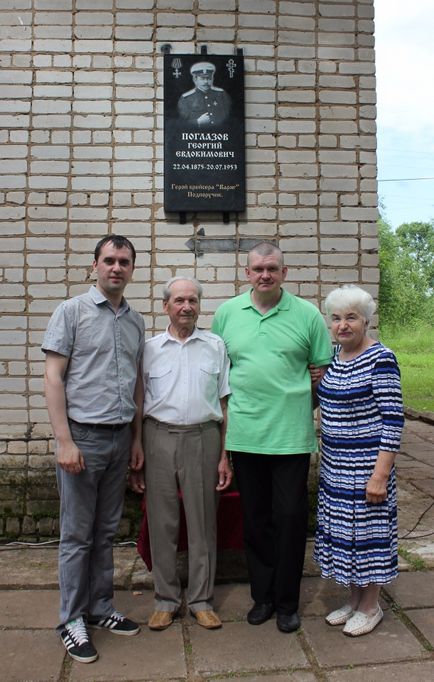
242, 288, 292, 313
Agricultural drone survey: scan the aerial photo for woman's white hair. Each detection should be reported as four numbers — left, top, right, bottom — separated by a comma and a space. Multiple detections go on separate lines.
324, 285, 376, 322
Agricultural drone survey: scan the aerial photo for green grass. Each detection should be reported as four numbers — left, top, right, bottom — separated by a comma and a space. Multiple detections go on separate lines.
380, 325, 434, 413
398, 546, 427, 571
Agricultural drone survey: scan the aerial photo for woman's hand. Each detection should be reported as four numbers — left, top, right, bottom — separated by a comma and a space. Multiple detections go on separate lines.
366, 474, 388, 503
308, 364, 322, 386
309, 364, 328, 388
366, 450, 396, 503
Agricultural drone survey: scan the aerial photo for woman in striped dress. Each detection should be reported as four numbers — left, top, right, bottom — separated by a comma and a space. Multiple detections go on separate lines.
313, 285, 404, 637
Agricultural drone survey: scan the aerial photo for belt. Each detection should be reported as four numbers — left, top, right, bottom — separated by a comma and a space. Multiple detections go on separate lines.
145, 415, 217, 432
69, 419, 129, 432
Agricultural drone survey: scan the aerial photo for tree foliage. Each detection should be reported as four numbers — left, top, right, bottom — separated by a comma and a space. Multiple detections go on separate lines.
395, 221, 434, 289
378, 218, 434, 329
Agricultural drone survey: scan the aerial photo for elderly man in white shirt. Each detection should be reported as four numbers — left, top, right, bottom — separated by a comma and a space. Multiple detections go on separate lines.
132, 276, 232, 631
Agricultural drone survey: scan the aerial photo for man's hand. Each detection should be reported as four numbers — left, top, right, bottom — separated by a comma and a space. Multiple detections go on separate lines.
57, 440, 85, 475
45, 351, 85, 474
198, 112, 211, 126
129, 468, 145, 494
216, 453, 233, 492
130, 438, 144, 471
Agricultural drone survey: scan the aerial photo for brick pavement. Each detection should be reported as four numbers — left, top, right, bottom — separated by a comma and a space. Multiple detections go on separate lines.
1, 418, 433, 681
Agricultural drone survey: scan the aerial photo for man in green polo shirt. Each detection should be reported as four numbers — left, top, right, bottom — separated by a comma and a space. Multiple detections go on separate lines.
212, 242, 332, 633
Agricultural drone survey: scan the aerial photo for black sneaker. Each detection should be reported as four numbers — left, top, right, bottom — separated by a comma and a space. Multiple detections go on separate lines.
60, 617, 98, 663
88, 610, 140, 636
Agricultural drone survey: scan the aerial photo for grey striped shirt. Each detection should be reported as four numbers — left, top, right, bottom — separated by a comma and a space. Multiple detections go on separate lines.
42, 286, 145, 424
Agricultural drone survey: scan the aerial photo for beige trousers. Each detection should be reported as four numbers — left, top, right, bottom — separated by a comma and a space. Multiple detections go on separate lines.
143, 418, 221, 613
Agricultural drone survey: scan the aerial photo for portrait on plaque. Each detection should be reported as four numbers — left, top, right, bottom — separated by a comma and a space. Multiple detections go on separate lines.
164, 53, 245, 214
177, 61, 231, 128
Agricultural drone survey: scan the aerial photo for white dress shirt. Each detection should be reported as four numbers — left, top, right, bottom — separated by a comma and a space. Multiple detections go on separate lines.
143, 327, 230, 425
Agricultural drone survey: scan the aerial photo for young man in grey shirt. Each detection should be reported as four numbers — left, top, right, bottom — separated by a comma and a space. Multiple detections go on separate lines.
42, 235, 145, 664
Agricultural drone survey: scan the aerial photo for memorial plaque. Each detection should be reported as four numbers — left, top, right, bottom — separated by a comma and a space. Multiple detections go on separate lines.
164, 53, 245, 215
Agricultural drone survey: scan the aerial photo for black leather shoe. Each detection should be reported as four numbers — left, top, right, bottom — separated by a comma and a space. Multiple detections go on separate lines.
247, 602, 274, 625
276, 612, 300, 633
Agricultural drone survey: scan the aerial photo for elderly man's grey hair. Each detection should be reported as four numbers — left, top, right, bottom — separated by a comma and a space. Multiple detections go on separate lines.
324, 285, 377, 322
247, 241, 283, 266
162, 276, 203, 302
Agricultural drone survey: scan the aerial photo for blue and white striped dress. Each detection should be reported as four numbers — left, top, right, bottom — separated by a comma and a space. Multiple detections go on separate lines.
313, 342, 404, 587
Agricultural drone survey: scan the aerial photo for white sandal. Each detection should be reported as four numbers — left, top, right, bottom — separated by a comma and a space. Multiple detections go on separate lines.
325, 604, 354, 626
343, 606, 383, 636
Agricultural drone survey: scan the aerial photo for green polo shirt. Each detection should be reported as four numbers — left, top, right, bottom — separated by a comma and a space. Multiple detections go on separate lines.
212, 289, 332, 454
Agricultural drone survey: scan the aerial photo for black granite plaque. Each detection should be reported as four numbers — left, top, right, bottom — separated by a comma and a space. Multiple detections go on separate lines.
164, 53, 245, 214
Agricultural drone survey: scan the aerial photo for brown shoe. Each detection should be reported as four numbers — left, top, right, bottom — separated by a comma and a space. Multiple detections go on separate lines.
193, 610, 222, 629
148, 611, 175, 630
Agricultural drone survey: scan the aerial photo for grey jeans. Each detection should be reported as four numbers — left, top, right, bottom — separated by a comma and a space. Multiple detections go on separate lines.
56, 421, 131, 630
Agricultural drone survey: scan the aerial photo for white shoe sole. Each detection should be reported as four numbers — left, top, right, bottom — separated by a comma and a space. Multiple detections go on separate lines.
61, 639, 98, 663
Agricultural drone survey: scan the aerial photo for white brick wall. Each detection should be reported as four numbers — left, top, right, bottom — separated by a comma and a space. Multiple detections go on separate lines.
0, 0, 378, 534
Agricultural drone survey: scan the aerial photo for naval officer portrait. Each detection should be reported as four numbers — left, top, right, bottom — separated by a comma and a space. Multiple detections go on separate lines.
178, 61, 231, 128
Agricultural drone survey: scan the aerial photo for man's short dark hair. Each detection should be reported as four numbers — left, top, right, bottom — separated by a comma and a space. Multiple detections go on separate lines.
94, 235, 136, 264
247, 241, 283, 266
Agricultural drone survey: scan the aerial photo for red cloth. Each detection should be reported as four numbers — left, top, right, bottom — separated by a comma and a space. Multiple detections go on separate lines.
137, 490, 244, 570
